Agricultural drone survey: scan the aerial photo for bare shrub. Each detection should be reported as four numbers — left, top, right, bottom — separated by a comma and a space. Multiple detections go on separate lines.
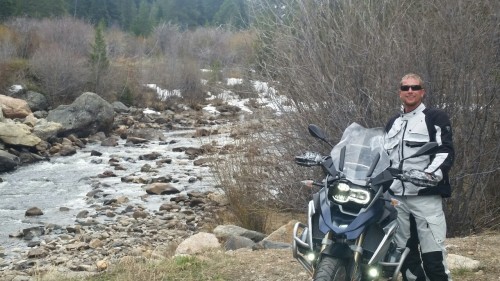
211, 108, 327, 231
242, 0, 499, 234
29, 43, 89, 106
138, 55, 204, 107
150, 23, 183, 58
34, 17, 93, 57
98, 60, 143, 104
4, 18, 41, 59
105, 26, 144, 59
212, 121, 280, 232
0, 25, 17, 63
172, 57, 204, 104
0, 59, 29, 96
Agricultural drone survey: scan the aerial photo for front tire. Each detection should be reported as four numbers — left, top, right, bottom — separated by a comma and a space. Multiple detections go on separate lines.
313, 256, 347, 281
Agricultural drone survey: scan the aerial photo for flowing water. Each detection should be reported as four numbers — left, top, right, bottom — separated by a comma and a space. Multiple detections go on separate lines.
0, 128, 229, 254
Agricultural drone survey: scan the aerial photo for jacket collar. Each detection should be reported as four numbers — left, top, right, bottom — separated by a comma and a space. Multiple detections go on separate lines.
401, 103, 426, 117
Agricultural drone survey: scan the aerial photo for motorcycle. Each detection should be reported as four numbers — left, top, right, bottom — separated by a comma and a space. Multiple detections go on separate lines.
292, 123, 438, 281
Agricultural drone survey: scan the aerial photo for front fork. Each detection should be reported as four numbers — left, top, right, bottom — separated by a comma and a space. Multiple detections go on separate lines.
320, 231, 365, 280
350, 232, 365, 280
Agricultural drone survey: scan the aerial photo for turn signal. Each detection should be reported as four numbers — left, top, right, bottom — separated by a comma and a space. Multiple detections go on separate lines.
301, 180, 314, 188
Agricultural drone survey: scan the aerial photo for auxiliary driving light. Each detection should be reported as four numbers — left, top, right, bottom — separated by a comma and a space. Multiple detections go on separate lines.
306, 252, 316, 262
367, 266, 380, 279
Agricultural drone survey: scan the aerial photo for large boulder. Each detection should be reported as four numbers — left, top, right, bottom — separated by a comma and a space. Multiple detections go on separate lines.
112, 101, 129, 113
175, 232, 221, 255
263, 220, 298, 244
0, 95, 32, 118
9, 90, 49, 112
0, 121, 42, 147
46, 92, 114, 138
213, 225, 266, 242
32, 119, 63, 141
0, 150, 20, 172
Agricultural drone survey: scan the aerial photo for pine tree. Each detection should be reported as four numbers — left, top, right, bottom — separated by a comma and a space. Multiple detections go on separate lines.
213, 0, 248, 29
131, 0, 152, 36
0, 0, 15, 21
90, 21, 109, 93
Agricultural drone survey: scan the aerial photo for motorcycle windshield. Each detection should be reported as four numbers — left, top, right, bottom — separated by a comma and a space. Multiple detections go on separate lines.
330, 123, 390, 185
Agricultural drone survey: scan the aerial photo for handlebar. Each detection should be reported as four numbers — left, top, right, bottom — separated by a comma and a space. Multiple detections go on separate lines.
386, 168, 439, 187
295, 151, 325, 167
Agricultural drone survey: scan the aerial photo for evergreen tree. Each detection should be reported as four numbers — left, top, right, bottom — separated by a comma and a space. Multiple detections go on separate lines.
200, 0, 225, 26
88, 0, 110, 25
131, 0, 153, 36
165, 0, 201, 29
90, 21, 109, 93
105, 0, 121, 26
214, 0, 248, 29
8, 0, 253, 32
67, 0, 90, 19
119, 0, 136, 31
0, 0, 15, 21
14, 0, 67, 18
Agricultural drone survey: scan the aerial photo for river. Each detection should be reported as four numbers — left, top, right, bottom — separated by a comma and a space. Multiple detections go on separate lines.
0, 127, 229, 256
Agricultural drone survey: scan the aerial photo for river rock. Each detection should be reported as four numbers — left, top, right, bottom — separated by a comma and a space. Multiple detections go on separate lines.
213, 225, 266, 242
133, 210, 149, 219
126, 136, 148, 144
27, 248, 48, 258
175, 232, 220, 255
96, 260, 109, 271
46, 92, 114, 138
139, 152, 162, 160
8, 90, 49, 112
447, 253, 480, 270
112, 101, 129, 113
145, 183, 180, 195
101, 137, 119, 147
25, 207, 43, 216
0, 94, 32, 118
32, 119, 63, 141
0, 121, 41, 147
223, 235, 256, 250
22, 226, 45, 240
263, 220, 298, 244
58, 144, 77, 156
0, 150, 20, 172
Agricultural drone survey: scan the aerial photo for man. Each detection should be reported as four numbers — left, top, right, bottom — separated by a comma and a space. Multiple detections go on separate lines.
384, 73, 454, 281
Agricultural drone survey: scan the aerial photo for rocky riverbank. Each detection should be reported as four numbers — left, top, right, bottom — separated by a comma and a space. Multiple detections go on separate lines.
0, 89, 252, 280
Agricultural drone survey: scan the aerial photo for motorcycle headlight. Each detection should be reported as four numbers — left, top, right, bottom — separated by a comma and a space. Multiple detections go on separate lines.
330, 182, 371, 205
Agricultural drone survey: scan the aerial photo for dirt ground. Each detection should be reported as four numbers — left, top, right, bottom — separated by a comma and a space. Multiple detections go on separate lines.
217, 232, 500, 281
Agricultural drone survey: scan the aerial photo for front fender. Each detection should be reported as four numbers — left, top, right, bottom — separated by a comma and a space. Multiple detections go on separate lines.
322, 243, 353, 259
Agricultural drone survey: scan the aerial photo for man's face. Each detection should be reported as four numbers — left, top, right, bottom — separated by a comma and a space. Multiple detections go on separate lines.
400, 77, 425, 111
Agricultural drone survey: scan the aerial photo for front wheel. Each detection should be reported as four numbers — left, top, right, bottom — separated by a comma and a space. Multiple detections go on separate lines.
313, 256, 347, 281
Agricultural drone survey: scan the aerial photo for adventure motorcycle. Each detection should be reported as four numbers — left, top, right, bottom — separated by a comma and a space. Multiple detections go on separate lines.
292, 123, 438, 281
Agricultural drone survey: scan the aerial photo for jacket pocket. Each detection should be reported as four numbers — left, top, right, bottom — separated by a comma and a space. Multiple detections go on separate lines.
384, 121, 402, 151
425, 212, 446, 244
404, 121, 429, 143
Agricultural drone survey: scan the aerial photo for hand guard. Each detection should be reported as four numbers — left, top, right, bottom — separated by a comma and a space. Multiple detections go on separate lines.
401, 169, 440, 187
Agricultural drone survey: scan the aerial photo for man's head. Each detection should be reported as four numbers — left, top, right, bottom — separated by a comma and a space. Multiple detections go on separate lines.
399, 73, 425, 112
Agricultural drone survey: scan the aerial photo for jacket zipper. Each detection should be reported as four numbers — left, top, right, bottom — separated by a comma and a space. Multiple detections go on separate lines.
400, 120, 408, 196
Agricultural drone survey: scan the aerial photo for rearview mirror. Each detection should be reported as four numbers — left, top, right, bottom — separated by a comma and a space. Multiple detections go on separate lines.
308, 124, 334, 148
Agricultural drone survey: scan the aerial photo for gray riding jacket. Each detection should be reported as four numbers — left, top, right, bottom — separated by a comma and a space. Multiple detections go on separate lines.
384, 103, 454, 197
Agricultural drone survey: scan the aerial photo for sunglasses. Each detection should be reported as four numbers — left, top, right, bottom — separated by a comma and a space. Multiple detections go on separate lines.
400, 85, 423, 91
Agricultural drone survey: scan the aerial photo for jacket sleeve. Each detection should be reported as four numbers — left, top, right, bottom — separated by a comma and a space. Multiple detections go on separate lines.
424, 109, 455, 174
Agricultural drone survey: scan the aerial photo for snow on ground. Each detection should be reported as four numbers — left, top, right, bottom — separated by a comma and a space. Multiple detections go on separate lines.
146, 84, 182, 100
145, 78, 294, 116
227, 78, 243, 86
